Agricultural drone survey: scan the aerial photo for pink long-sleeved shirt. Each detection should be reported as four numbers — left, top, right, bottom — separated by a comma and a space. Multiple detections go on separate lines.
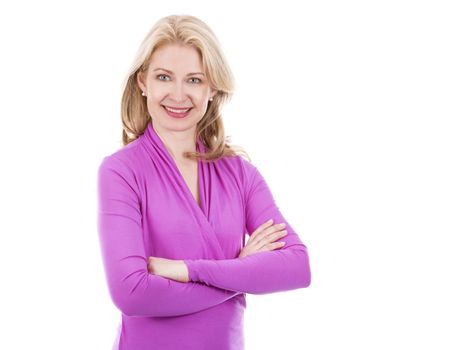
97, 121, 311, 350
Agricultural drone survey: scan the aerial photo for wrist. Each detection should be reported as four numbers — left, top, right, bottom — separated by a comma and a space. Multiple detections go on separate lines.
179, 260, 190, 282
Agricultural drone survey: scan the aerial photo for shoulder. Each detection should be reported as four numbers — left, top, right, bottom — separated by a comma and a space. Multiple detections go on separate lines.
97, 137, 144, 181
216, 153, 260, 190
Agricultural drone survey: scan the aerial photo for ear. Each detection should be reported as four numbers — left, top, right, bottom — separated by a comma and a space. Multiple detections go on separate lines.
136, 70, 147, 93
210, 90, 217, 100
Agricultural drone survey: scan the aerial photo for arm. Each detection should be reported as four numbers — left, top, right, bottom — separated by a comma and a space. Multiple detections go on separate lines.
97, 155, 240, 318
183, 161, 311, 294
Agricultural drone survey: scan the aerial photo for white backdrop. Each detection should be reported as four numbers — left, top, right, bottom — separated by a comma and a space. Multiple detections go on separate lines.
0, 1, 453, 349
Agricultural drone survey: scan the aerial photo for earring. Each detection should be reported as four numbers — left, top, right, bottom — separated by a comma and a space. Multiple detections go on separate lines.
209, 97, 213, 101
142, 91, 146, 96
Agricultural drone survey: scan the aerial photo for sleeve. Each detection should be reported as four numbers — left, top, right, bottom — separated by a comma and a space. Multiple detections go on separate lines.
97, 155, 241, 318
183, 161, 311, 295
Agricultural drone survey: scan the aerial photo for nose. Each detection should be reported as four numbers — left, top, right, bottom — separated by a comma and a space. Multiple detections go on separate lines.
168, 81, 188, 103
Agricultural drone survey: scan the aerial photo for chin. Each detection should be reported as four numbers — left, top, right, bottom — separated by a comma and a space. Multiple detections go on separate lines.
155, 117, 199, 132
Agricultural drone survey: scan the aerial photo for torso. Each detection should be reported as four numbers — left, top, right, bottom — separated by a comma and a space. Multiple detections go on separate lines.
176, 159, 200, 208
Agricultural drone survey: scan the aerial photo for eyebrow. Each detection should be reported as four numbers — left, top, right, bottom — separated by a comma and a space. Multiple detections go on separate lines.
153, 68, 205, 76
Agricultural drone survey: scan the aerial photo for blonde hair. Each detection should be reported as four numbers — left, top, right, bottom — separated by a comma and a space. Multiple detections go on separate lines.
120, 14, 250, 162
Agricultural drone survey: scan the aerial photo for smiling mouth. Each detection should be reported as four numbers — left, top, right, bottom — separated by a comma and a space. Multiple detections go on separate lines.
162, 105, 193, 113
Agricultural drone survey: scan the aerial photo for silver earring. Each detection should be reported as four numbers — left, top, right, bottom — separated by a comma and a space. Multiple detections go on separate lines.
209, 97, 213, 101
142, 91, 146, 96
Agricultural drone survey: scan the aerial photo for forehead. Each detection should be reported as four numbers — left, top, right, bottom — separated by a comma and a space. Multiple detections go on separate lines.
148, 43, 203, 71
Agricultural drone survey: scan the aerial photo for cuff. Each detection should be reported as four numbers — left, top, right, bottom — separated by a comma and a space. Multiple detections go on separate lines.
183, 259, 201, 282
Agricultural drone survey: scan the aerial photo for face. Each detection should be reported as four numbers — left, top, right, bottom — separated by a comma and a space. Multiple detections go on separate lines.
137, 43, 216, 136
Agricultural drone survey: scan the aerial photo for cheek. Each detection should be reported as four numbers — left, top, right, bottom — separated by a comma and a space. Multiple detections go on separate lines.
146, 97, 164, 115
147, 91, 167, 105
147, 81, 167, 98
193, 93, 210, 108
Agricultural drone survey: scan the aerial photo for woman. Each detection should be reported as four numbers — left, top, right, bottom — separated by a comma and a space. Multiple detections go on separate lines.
97, 14, 311, 350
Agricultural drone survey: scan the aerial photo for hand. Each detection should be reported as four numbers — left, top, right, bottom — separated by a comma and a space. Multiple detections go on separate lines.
147, 256, 190, 283
238, 219, 288, 258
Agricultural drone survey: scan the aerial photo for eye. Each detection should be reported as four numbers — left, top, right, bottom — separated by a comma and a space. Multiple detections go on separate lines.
157, 74, 170, 81
189, 77, 202, 84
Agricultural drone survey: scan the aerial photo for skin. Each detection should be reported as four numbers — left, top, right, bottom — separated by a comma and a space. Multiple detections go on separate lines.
137, 42, 216, 164
137, 42, 216, 283
147, 220, 289, 283
137, 42, 288, 283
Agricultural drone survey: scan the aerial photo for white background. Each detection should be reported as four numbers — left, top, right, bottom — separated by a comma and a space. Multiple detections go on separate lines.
0, 1, 453, 349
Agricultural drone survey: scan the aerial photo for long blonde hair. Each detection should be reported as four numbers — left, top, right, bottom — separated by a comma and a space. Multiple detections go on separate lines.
120, 14, 250, 162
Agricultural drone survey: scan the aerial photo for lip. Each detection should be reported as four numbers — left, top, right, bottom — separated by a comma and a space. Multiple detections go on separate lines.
162, 105, 193, 119
162, 105, 193, 110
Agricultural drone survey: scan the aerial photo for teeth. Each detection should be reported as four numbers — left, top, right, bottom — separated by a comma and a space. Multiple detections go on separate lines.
165, 106, 191, 113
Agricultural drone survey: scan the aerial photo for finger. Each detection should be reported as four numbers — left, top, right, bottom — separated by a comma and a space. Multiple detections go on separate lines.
252, 219, 274, 235
253, 223, 286, 244
260, 241, 286, 252
249, 219, 275, 241
262, 230, 288, 245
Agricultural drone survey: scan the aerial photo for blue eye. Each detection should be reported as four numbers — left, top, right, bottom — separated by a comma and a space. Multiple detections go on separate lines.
156, 74, 202, 84
157, 74, 170, 81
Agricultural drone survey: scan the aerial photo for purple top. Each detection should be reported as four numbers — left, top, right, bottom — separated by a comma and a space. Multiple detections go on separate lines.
97, 121, 311, 350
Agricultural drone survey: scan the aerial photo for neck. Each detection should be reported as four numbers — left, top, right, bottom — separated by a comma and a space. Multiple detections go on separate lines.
152, 122, 197, 162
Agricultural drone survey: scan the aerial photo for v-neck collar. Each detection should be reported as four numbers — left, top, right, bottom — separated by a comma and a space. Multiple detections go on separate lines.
141, 121, 228, 259
142, 120, 207, 218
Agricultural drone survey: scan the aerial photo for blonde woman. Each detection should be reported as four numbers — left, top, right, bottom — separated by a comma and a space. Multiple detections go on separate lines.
97, 14, 311, 350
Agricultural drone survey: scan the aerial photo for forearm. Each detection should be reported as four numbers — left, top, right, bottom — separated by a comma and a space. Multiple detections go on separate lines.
98, 156, 241, 318
147, 256, 190, 283
183, 244, 311, 295
102, 254, 241, 317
